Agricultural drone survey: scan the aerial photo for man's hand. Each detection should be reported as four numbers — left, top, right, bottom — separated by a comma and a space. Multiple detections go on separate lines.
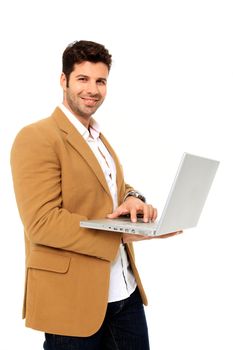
122, 230, 183, 243
107, 196, 183, 243
107, 196, 157, 223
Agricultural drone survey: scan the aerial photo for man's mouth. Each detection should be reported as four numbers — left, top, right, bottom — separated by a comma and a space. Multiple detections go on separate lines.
81, 97, 99, 106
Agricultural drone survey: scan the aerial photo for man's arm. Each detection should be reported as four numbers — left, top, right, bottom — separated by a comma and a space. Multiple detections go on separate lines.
10, 124, 120, 261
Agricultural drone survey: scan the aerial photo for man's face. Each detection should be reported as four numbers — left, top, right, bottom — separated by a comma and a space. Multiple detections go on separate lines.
61, 61, 109, 123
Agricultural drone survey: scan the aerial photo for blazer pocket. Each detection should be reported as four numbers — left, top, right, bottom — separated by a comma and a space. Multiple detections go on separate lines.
27, 250, 71, 273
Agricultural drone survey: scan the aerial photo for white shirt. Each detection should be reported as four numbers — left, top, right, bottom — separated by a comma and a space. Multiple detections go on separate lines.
59, 104, 137, 302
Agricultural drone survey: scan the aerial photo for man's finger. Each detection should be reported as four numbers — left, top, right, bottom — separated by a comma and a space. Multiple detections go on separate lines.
130, 208, 137, 223
107, 208, 128, 219
142, 204, 151, 223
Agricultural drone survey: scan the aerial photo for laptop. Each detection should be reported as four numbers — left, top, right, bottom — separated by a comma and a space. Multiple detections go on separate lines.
80, 153, 219, 236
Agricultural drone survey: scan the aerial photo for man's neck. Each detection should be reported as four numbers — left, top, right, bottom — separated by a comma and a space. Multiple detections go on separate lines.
62, 102, 91, 129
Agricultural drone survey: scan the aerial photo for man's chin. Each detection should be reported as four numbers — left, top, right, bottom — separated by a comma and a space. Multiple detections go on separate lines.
81, 108, 96, 117
82, 105, 99, 116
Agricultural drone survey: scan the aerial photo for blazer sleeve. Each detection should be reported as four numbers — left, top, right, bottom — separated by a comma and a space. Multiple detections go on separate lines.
10, 124, 121, 262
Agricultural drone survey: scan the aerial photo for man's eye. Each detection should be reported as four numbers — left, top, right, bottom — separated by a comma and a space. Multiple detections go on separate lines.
97, 80, 106, 85
78, 77, 87, 82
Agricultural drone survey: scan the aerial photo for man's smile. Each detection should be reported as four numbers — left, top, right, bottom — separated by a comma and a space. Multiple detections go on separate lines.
81, 97, 99, 106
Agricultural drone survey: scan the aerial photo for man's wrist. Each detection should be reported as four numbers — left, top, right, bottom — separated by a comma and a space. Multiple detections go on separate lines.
123, 190, 146, 203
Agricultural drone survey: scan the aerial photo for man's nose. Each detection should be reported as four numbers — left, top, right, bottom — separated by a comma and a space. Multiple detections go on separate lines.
86, 80, 99, 95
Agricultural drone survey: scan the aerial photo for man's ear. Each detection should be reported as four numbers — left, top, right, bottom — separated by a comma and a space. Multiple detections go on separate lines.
60, 73, 67, 91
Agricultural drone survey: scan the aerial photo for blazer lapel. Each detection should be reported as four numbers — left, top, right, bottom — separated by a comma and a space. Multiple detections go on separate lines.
100, 134, 124, 204
52, 108, 111, 198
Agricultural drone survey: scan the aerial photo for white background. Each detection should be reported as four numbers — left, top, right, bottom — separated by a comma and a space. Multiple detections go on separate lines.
1, 0, 232, 349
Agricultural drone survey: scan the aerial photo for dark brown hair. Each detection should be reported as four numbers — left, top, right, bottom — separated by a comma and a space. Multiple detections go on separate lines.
62, 40, 112, 82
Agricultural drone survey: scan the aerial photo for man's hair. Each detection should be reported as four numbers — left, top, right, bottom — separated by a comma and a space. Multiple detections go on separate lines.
62, 40, 112, 81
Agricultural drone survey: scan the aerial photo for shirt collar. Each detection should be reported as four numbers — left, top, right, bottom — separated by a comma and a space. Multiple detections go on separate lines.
58, 103, 101, 141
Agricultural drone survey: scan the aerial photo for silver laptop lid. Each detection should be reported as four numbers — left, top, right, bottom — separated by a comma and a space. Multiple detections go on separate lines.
156, 153, 219, 235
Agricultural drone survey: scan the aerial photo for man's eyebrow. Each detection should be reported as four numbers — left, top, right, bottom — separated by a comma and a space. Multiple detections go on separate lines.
75, 74, 107, 81
75, 74, 88, 78
97, 77, 107, 82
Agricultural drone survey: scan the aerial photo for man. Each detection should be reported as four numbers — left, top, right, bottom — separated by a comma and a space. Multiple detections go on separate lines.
11, 40, 177, 350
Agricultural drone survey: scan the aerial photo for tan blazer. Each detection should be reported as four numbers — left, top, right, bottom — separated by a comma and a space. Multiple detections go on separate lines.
10, 107, 147, 337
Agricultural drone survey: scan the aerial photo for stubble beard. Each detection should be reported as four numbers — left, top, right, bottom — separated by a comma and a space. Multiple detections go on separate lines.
66, 92, 103, 120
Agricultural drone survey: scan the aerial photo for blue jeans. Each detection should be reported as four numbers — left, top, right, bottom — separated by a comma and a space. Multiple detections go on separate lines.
43, 288, 150, 350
